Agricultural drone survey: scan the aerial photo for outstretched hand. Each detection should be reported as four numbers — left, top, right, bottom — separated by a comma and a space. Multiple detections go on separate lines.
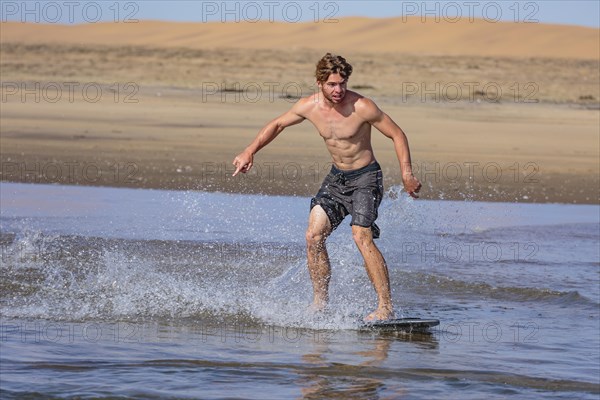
403, 174, 422, 199
232, 151, 253, 176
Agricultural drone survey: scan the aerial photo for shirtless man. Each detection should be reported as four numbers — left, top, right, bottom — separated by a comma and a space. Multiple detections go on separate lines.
232, 53, 421, 321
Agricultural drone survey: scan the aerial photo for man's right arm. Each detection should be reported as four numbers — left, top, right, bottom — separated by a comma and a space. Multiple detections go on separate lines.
232, 100, 307, 176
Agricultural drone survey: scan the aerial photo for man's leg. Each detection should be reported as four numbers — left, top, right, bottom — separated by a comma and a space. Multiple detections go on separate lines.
305, 205, 332, 311
352, 225, 394, 321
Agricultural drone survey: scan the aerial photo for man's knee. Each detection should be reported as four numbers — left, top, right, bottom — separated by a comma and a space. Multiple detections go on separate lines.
306, 228, 328, 249
352, 225, 374, 249
307, 205, 331, 249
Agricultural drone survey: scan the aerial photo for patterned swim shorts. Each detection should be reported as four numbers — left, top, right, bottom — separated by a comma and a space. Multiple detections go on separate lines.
310, 161, 384, 238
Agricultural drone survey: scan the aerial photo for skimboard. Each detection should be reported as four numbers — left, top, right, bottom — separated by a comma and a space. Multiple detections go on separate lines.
361, 318, 439, 333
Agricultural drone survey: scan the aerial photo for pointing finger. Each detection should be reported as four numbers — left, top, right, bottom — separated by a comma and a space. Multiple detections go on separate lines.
232, 160, 241, 177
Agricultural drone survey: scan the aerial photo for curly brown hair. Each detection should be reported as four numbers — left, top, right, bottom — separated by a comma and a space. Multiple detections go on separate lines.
315, 53, 353, 83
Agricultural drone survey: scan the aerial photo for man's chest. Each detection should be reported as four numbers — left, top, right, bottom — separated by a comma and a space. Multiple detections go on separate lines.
309, 109, 366, 140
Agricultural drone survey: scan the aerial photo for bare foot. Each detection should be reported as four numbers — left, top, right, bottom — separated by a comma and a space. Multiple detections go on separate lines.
364, 308, 394, 322
308, 300, 327, 314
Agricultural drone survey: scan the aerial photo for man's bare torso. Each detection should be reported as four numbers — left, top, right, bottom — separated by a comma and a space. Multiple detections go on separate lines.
298, 91, 376, 171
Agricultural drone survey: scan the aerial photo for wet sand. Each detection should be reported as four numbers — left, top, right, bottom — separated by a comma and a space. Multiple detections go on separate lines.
1, 81, 598, 204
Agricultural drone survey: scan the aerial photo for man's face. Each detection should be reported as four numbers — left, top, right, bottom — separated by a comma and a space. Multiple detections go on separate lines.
319, 73, 347, 104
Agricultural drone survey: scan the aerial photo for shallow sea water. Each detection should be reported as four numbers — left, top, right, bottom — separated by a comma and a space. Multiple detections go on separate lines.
1, 182, 598, 399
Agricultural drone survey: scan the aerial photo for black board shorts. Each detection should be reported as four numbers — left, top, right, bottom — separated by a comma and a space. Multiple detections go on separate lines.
310, 161, 384, 239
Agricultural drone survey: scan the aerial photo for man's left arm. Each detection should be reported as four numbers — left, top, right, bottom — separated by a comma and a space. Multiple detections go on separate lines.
357, 98, 422, 198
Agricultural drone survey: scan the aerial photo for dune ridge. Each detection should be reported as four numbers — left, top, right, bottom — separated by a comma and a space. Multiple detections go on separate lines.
1, 17, 598, 59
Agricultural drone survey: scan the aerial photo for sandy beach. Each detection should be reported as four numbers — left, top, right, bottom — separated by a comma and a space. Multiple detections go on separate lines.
1, 19, 599, 203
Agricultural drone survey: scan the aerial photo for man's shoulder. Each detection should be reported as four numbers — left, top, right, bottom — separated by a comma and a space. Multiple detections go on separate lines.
350, 92, 376, 107
352, 93, 381, 119
292, 93, 319, 114
298, 92, 319, 104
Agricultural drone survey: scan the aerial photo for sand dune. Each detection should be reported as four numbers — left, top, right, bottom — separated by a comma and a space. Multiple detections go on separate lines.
1, 17, 598, 59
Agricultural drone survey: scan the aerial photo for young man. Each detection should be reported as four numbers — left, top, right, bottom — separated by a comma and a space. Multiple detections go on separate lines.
232, 53, 421, 321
